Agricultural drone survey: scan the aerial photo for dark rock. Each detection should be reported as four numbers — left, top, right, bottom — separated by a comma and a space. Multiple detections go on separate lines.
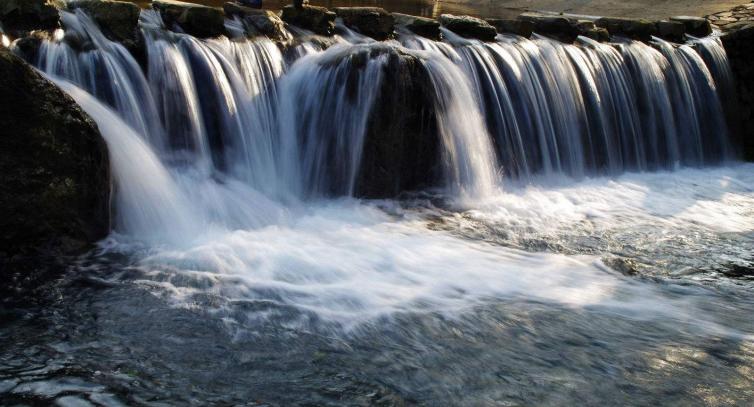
670, 16, 712, 37
153, 0, 225, 38
393, 13, 440, 39
0, 0, 63, 38
68, 0, 140, 44
281, 4, 336, 36
722, 24, 754, 160
224, 2, 288, 41
655, 20, 686, 42
356, 49, 440, 197
0, 48, 110, 257
595, 17, 657, 41
486, 18, 533, 38
439, 14, 497, 41
12, 30, 54, 61
518, 12, 580, 42
581, 26, 610, 42
333, 7, 394, 40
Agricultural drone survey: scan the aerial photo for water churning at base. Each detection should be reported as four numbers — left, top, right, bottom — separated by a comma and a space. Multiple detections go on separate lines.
17, 9, 734, 237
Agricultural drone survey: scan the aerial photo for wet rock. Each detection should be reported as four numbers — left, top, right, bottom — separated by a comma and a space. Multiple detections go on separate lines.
224, 2, 288, 41
485, 18, 533, 38
67, 0, 140, 44
333, 7, 394, 40
518, 12, 579, 42
722, 24, 754, 160
281, 4, 336, 36
581, 25, 610, 42
655, 20, 686, 42
595, 17, 657, 41
153, 0, 225, 38
572, 20, 609, 41
12, 30, 54, 61
439, 14, 497, 41
0, 48, 110, 256
0, 0, 64, 37
670, 16, 712, 37
356, 49, 440, 197
393, 13, 440, 39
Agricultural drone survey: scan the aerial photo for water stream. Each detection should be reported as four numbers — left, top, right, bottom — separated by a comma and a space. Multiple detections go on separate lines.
1, 7, 753, 406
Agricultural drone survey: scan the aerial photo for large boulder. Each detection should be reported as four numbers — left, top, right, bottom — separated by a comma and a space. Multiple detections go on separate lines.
333, 7, 394, 40
439, 14, 497, 41
67, 0, 141, 45
281, 4, 336, 36
670, 16, 712, 37
0, 48, 110, 257
0, 0, 64, 37
224, 2, 288, 41
153, 0, 225, 38
356, 48, 440, 197
595, 17, 657, 41
722, 25, 754, 160
393, 13, 440, 39
486, 18, 534, 38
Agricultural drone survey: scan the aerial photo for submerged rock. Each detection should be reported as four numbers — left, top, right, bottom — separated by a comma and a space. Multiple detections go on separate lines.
595, 17, 657, 41
67, 0, 140, 45
281, 4, 336, 36
0, 48, 110, 256
224, 2, 288, 41
486, 18, 533, 38
670, 16, 712, 37
439, 14, 497, 41
0, 0, 63, 37
393, 13, 440, 39
153, 0, 225, 38
333, 7, 394, 40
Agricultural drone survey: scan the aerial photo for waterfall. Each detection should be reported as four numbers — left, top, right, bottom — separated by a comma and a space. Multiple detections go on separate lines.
277, 44, 387, 198
418, 32, 733, 178
15, 7, 736, 239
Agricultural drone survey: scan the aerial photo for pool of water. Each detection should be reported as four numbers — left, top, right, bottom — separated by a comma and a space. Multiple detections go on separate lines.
2, 165, 753, 405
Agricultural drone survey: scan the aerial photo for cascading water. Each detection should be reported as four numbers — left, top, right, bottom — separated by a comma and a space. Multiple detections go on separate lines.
22, 8, 736, 215
5, 5, 754, 405
421, 31, 733, 178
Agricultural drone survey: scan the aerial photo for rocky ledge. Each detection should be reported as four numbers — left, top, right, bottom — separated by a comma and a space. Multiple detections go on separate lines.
1, 1, 728, 46
706, 1, 754, 32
